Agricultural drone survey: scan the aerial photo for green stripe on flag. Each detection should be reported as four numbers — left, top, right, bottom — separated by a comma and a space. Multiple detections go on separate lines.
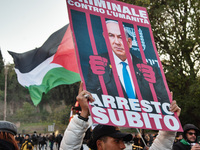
27, 67, 81, 106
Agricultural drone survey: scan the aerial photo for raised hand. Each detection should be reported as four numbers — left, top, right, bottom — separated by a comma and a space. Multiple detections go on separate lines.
76, 82, 94, 118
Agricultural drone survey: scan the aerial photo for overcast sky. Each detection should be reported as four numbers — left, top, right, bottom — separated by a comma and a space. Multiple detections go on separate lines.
0, 0, 69, 64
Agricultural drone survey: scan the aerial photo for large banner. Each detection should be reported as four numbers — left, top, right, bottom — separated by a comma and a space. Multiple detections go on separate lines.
67, 0, 182, 131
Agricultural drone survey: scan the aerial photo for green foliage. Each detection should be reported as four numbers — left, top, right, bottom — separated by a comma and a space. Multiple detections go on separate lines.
12, 101, 71, 132
47, 106, 71, 124
47, 105, 71, 133
148, 0, 200, 126
14, 102, 37, 122
38, 82, 80, 106
119, 0, 150, 7
0, 90, 4, 101
0, 50, 4, 72
18, 122, 52, 134
6, 64, 30, 102
0, 50, 4, 96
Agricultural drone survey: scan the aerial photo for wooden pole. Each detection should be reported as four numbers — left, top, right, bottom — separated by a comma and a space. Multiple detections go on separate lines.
4, 67, 7, 121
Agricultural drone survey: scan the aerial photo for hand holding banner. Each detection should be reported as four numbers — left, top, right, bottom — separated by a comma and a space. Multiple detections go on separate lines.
67, 0, 182, 131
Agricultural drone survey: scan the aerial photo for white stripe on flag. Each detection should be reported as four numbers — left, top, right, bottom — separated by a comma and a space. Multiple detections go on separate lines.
15, 55, 62, 87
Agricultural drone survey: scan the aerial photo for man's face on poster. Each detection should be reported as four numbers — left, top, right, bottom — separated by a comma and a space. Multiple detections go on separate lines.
106, 22, 132, 61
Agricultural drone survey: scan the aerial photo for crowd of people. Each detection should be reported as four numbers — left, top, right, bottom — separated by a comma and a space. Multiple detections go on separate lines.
1, 83, 200, 150
14, 131, 63, 150
58, 82, 200, 150
77, 123, 198, 150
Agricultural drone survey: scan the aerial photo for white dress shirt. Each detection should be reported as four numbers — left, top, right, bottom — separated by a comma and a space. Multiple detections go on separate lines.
112, 51, 135, 95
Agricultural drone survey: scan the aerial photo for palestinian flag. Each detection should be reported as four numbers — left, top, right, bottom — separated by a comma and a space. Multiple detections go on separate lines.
9, 24, 81, 106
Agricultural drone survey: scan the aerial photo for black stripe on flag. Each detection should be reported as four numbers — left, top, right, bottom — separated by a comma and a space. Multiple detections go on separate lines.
8, 25, 69, 73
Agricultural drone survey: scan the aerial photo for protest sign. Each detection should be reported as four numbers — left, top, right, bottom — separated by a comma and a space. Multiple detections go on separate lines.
67, 0, 182, 131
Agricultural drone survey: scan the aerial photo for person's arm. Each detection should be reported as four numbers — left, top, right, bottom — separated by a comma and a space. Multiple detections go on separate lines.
60, 115, 90, 150
149, 130, 177, 150
149, 100, 181, 150
60, 82, 94, 150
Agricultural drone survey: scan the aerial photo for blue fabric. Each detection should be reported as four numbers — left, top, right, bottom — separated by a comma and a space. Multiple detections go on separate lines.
121, 62, 135, 99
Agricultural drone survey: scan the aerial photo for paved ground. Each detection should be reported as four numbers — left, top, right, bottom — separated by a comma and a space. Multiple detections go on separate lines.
33, 144, 57, 150
82, 144, 132, 150
33, 143, 133, 150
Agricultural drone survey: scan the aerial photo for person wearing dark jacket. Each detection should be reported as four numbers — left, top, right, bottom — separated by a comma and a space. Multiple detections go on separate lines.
55, 134, 63, 150
39, 134, 47, 150
49, 132, 55, 150
173, 124, 200, 150
21, 134, 34, 150
31, 131, 38, 150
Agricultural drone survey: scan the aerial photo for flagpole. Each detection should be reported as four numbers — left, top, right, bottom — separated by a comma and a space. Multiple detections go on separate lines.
4, 66, 8, 121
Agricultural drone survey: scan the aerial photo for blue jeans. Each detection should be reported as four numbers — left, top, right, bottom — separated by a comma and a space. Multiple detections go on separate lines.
49, 141, 54, 150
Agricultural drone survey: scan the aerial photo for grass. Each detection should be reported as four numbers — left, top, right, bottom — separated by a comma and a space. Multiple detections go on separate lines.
18, 122, 55, 134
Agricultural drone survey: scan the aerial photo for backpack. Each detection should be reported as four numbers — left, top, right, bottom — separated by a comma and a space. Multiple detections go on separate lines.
27, 142, 33, 150
21, 141, 34, 150
31, 134, 38, 144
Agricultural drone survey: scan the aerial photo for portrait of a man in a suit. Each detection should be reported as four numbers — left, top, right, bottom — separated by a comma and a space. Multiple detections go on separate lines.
86, 20, 169, 108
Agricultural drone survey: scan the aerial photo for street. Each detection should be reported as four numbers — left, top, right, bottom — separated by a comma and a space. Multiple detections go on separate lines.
33, 143, 133, 150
